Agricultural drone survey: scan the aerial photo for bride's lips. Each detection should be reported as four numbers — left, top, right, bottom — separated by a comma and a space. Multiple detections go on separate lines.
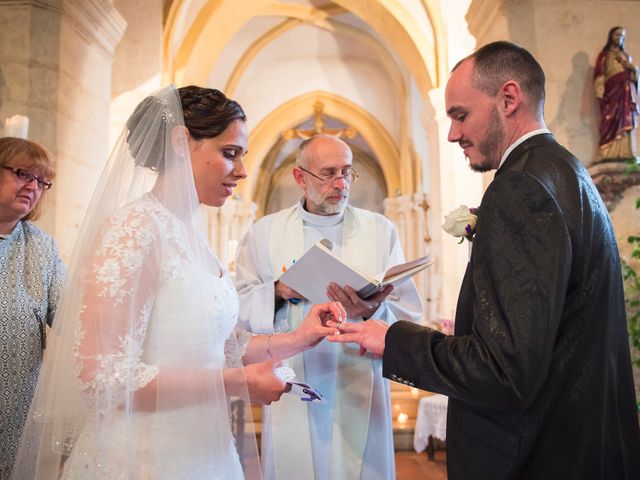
222, 183, 237, 196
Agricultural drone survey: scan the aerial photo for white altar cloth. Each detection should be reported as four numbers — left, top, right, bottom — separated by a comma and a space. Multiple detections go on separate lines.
413, 394, 448, 453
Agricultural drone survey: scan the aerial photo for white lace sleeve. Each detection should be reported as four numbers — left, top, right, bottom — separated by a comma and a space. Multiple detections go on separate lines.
224, 327, 255, 368
74, 205, 160, 405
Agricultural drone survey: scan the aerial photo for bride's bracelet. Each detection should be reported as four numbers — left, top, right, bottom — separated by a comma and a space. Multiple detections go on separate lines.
265, 334, 274, 360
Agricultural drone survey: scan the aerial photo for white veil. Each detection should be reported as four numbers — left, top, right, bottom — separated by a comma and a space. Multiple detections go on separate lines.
12, 85, 261, 479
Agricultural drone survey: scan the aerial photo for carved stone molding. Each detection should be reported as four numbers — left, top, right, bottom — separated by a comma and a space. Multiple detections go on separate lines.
466, 0, 503, 44
0, 0, 58, 11
63, 0, 127, 57
588, 160, 640, 211
0, 1, 127, 56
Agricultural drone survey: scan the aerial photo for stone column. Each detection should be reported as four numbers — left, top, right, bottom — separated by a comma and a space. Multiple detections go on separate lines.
205, 198, 256, 271
423, 87, 485, 323
0, 0, 126, 260
384, 193, 431, 323
110, 0, 163, 148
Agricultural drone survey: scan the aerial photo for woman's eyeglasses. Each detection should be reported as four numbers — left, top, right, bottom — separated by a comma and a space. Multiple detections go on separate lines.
2, 166, 53, 190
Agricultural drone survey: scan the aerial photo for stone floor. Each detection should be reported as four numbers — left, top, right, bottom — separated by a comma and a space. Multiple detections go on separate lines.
396, 450, 447, 479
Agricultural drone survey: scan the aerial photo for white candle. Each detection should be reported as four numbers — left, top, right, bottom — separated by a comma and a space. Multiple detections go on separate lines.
4, 115, 29, 139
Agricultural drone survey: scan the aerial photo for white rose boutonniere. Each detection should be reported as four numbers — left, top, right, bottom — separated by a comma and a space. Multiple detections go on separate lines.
442, 205, 478, 243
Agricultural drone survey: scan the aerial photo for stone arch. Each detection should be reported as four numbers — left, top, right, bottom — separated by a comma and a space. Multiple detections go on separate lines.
238, 91, 402, 204
163, 0, 442, 97
223, 16, 406, 103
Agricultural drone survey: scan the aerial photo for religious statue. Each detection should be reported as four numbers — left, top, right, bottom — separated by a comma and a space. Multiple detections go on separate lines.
593, 26, 639, 161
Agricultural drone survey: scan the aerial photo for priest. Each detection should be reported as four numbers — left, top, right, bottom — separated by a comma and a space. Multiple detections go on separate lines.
235, 134, 422, 480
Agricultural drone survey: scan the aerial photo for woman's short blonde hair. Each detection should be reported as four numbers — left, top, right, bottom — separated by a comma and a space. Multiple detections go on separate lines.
0, 137, 56, 221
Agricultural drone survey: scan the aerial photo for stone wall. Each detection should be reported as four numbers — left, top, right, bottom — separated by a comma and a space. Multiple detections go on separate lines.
467, 0, 640, 167
0, 0, 126, 260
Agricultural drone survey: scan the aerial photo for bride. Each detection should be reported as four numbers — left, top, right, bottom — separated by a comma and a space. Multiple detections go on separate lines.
12, 85, 344, 479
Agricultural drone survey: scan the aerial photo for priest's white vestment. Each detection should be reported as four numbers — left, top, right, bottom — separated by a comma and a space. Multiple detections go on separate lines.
235, 201, 422, 480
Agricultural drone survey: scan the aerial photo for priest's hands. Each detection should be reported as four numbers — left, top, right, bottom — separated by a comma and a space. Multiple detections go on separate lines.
295, 302, 346, 350
327, 319, 389, 358
243, 360, 291, 405
326, 283, 393, 319
275, 280, 304, 302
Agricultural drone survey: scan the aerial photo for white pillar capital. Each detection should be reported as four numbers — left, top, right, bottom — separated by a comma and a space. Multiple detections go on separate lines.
63, 0, 127, 57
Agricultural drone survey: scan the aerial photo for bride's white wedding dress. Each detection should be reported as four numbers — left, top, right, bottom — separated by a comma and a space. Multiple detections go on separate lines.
60, 194, 249, 479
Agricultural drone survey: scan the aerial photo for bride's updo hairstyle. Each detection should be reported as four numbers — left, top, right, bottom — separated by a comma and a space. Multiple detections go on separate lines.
178, 85, 246, 140
125, 85, 246, 172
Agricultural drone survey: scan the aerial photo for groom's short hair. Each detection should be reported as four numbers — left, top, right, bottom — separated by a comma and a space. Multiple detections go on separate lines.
454, 41, 546, 114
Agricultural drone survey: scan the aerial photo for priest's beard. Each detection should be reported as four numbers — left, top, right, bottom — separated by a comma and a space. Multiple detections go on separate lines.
305, 184, 349, 215
471, 107, 505, 173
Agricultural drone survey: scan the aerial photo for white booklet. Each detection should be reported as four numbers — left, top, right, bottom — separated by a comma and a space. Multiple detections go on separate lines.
279, 240, 432, 304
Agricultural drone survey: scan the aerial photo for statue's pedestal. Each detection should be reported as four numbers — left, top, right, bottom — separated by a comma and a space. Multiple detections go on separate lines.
587, 158, 640, 211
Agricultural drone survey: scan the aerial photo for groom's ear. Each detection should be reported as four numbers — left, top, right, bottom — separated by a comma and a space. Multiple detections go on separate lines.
499, 80, 522, 117
171, 126, 190, 155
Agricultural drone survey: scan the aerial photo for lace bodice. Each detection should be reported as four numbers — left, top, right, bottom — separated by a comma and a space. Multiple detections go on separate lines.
74, 194, 249, 402
61, 194, 250, 479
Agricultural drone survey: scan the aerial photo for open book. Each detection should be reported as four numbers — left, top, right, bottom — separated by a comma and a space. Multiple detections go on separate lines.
279, 240, 432, 304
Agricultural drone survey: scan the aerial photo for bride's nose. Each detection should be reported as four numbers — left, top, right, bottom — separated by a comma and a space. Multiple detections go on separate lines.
233, 158, 247, 179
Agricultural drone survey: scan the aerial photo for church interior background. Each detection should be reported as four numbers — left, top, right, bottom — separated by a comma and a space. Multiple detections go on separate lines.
2, 0, 639, 463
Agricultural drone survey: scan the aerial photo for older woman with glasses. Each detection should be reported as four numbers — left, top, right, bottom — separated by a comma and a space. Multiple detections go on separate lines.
0, 136, 64, 479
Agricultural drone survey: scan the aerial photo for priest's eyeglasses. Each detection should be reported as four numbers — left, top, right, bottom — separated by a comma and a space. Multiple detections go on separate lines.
2, 166, 53, 190
297, 166, 358, 184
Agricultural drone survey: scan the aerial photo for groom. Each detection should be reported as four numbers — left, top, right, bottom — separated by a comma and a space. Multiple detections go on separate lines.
330, 41, 640, 479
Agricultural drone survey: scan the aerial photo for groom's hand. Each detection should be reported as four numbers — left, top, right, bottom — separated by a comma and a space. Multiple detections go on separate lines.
327, 319, 389, 357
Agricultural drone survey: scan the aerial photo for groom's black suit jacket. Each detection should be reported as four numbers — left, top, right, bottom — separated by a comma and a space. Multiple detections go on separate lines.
384, 134, 640, 479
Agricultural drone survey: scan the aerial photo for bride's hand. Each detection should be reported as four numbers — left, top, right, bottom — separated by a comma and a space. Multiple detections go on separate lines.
243, 360, 290, 405
294, 302, 346, 350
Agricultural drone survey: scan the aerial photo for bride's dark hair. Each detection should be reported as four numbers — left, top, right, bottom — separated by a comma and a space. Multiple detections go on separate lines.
178, 85, 246, 139
126, 86, 246, 171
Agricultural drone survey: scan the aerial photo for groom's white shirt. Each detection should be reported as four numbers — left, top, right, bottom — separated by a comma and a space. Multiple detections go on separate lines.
235, 199, 422, 480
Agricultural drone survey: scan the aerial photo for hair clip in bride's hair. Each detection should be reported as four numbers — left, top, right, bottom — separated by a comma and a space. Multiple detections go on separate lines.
155, 93, 176, 124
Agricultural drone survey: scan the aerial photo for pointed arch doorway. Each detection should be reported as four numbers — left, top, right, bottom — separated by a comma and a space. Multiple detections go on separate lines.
239, 91, 402, 217
256, 105, 388, 216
